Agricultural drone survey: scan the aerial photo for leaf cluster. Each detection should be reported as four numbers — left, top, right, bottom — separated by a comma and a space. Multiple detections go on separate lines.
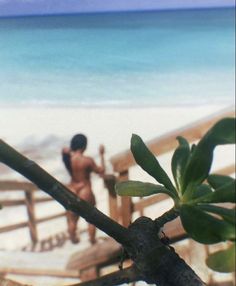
116, 118, 236, 273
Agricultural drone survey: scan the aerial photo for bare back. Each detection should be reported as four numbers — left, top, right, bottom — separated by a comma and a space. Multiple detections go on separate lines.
67, 151, 104, 205
70, 152, 95, 186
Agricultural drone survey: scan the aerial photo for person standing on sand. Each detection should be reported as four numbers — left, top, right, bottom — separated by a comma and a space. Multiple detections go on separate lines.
62, 134, 104, 244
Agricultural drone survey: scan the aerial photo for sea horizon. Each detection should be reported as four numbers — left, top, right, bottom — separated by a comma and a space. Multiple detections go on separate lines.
0, 7, 235, 108
0, 5, 234, 19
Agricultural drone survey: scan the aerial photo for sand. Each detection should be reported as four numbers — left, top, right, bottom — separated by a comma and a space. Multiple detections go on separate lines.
0, 104, 234, 180
0, 105, 231, 160
0, 104, 235, 285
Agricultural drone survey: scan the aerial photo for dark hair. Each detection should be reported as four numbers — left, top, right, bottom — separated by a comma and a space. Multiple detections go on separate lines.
62, 152, 72, 176
70, 134, 87, 151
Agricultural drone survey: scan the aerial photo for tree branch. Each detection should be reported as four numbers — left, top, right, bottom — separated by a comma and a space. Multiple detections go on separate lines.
155, 207, 180, 229
125, 216, 205, 286
71, 265, 141, 286
0, 140, 205, 286
0, 140, 129, 247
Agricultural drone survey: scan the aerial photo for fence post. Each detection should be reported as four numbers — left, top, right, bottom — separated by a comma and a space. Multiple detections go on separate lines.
118, 170, 132, 227
104, 174, 119, 222
25, 189, 38, 244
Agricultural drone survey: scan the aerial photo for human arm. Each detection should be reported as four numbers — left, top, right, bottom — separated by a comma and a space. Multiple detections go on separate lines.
62, 147, 72, 176
89, 157, 105, 176
99, 144, 106, 172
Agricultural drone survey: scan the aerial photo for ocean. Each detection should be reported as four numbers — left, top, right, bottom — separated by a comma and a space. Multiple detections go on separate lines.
0, 8, 235, 107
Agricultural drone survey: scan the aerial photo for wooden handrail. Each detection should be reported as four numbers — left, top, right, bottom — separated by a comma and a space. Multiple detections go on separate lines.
0, 180, 36, 191
0, 213, 66, 234
108, 108, 235, 229
0, 221, 29, 234
0, 180, 67, 244
0, 267, 80, 278
213, 164, 235, 176
110, 108, 235, 173
36, 212, 66, 224
0, 197, 53, 207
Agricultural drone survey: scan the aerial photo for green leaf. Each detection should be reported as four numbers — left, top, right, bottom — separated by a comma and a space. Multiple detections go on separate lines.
197, 205, 235, 224
190, 144, 197, 153
206, 244, 235, 273
206, 117, 236, 145
131, 134, 177, 196
195, 180, 236, 204
171, 136, 190, 193
208, 174, 235, 190
182, 118, 236, 198
212, 179, 236, 203
115, 180, 176, 199
180, 204, 235, 244
191, 184, 213, 200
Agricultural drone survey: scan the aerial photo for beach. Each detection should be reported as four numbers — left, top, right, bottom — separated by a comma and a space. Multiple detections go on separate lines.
0, 105, 234, 174
0, 5, 235, 286
0, 105, 231, 156
1, 105, 234, 221
0, 105, 235, 286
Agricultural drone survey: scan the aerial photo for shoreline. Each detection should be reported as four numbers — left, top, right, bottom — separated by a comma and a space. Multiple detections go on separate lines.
0, 104, 234, 181
0, 104, 233, 147
0, 102, 234, 109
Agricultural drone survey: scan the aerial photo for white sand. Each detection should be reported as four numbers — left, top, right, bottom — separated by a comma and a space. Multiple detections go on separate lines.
0, 105, 229, 153
0, 105, 234, 179
0, 105, 235, 285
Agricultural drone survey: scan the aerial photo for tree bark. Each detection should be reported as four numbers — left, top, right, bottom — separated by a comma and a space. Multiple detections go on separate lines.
126, 217, 205, 286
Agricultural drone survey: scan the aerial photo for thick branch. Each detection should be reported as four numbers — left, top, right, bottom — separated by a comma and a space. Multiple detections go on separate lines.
155, 207, 180, 229
0, 140, 129, 246
126, 217, 205, 286
71, 266, 141, 286
0, 140, 205, 286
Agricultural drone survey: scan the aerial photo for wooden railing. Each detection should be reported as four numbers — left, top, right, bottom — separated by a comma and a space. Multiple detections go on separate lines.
109, 108, 235, 228
0, 109, 235, 284
0, 108, 235, 247
0, 181, 66, 246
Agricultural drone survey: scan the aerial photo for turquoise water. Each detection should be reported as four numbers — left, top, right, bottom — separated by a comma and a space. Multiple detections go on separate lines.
0, 8, 235, 107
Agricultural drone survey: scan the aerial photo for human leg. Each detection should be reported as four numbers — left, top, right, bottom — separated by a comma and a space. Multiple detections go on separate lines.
88, 223, 96, 244
67, 211, 80, 244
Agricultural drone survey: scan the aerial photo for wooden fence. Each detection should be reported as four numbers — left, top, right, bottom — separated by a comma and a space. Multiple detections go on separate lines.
0, 181, 66, 246
0, 108, 235, 283
109, 108, 235, 227
0, 108, 235, 245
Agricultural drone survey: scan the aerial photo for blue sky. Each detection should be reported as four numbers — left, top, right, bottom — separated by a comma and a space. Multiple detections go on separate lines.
0, 0, 234, 16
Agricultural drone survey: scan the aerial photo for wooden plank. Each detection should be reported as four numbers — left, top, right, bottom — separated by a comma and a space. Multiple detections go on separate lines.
25, 191, 38, 244
108, 194, 119, 222
209, 282, 234, 286
66, 237, 122, 271
214, 164, 235, 176
0, 267, 80, 278
104, 175, 119, 221
0, 221, 28, 234
0, 213, 65, 234
0, 199, 26, 207
119, 170, 132, 227
80, 267, 99, 282
133, 194, 169, 212
111, 109, 235, 173
120, 196, 132, 227
0, 197, 53, 207
0, 278, 28, 286
0, 181, 36, 191
36, 212, 66, 224
164, 218, 186, 242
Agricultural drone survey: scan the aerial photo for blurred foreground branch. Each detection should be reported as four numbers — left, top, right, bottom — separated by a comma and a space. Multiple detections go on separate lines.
0, 140, 204, 286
